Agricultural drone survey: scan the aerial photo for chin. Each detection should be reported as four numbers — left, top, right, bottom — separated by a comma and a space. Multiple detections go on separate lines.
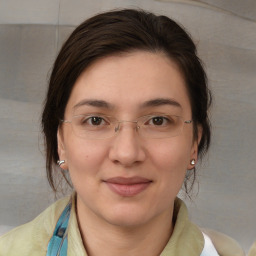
103, 205, 152, 228
106, 216, 149, 228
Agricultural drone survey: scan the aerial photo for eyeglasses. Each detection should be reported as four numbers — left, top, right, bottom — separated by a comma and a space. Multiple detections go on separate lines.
60, 114, 192, 139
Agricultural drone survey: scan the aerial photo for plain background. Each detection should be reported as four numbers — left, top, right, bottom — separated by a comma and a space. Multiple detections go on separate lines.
0, 0, 255, 253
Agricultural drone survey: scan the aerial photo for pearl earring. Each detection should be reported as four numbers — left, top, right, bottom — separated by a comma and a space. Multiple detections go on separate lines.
190, 159, 195, 165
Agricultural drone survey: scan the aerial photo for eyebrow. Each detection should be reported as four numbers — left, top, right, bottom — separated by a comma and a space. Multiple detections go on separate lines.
73, 99, 114, 110
73, 97, 182, 111
140, 98, 182, 109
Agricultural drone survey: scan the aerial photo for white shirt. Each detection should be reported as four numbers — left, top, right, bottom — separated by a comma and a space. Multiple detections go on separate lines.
201, 232, 220, 256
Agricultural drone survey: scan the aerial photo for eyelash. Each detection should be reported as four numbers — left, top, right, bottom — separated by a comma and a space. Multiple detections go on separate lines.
78, 114, 174, 126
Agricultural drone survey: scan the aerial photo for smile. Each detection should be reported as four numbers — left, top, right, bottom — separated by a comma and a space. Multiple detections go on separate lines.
104, 176, 152, 197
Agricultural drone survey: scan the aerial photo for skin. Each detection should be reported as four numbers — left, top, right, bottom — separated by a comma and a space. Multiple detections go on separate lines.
58, 51, 201, 256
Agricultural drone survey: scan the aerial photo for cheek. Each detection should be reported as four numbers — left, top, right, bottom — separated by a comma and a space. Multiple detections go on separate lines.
151, 139, 191, 167
144, 139, 192, 209
148, 138, 192, 184
65, 137, 108, 176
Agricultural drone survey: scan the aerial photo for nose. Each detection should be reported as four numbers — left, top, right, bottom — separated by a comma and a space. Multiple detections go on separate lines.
108, 122, 146, 167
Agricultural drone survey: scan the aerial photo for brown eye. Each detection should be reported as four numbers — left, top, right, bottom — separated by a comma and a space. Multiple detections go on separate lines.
152, 117, 164, 125
89, 116, 103, 126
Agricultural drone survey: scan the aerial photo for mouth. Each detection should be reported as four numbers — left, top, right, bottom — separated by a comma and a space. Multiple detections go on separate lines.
103, 176, 152, 197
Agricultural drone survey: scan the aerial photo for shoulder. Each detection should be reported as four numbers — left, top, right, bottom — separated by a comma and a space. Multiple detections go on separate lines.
174, 198, 245, 256
248, 240, 256, 256
0, 196, 70, 256
201, 228, 245, 256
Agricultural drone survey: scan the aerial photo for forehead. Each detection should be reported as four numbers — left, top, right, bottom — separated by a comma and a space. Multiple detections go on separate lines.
65, 51, 191, 116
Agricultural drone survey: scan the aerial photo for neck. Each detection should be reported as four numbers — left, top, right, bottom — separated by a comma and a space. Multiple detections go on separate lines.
76, 198, 174, 256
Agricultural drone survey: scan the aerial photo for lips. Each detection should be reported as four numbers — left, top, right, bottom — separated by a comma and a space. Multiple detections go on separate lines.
104, 176, 152, 197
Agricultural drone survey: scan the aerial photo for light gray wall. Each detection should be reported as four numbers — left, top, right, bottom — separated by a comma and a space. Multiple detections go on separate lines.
0, 0, 255, 253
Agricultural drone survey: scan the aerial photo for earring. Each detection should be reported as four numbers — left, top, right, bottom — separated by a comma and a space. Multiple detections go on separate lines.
190, 159, 196, 165
57, 160, 65, 166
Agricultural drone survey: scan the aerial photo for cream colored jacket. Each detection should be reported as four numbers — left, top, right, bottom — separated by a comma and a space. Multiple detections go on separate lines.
0, 195, 244, 256
248, 241, 256, 256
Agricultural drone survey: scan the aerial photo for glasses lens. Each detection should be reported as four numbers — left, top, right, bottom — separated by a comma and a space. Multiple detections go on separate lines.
72, 115, 115, 139
138, 115, 183, 139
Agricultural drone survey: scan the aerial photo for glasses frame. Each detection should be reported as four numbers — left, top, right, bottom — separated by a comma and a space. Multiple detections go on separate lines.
60, 114, 193, 139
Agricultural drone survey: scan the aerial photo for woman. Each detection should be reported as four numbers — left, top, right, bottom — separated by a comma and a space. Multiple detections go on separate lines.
0, 9, 243, 256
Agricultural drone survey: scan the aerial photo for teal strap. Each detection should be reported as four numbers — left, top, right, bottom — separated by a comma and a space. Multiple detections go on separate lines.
46, 201, 71, 256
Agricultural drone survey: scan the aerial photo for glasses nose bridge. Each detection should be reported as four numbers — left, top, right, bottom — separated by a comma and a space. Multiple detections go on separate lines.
114, 120, 139, 133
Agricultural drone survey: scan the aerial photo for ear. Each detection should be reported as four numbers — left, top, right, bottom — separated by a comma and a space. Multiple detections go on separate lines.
187, 125, 202, 170
57, 127, 68, 170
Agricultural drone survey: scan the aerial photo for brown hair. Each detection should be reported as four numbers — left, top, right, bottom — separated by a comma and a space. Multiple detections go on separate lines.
42, 9, 211, 193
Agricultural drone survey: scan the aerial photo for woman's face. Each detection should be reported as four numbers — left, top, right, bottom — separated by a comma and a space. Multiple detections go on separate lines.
58, 51, 199, 227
